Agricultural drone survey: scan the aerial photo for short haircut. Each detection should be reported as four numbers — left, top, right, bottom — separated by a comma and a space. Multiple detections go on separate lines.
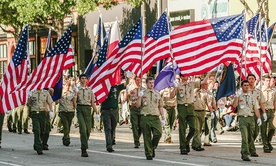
146, 76, 154, 83
79, 74, 87, 79
247, 74, 256, 80
263, 75, 271, 79
241, 80, 249, 86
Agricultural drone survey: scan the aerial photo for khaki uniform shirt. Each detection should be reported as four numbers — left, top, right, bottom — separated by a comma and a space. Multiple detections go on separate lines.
127, 86, 139, 106
162, 88, 176, 107
249, 88, 265, 105
236, 92, 260, 117
176, 81, 200, 104
76, 86, 95, 106
262, 87, 276, 110
29, 90, 53, 112
194, 89, 214, 111
141, 89, 163, 116
59, 90, 76, 112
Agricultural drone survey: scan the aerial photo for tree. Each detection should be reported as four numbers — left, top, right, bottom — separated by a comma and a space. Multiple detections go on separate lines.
0, 0, 145, 39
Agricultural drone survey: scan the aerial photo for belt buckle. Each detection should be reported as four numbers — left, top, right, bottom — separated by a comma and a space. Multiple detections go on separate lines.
144, 114, 147, 116
244, 115, 248, 117
184, 104, 188, 106
36, 111, 39, 114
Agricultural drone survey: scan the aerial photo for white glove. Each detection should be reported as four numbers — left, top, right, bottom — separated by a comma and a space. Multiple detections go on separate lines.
215, 110, 219, 118
161, 120, 165, 126
49, 111, 54, 119
125, 71, 133, 78
95, 114, 100, 122
211, 112, 215, 119
27, 91, 32, 98
74, 86, 79, 92
236, 90, 241, 96
138, 90, 144, 97
257, 118, 262, 126
263, 113, 267, 122
173, 80, 179, 87
5, 110, 10, 114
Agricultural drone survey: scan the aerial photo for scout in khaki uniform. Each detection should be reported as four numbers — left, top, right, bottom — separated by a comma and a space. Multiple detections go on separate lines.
12, 105, 24, 134
202, 83, 217, 146
161, 87, 176, 143
170, 73, 210, 154
76, 74, 98, 157
233, 80, 262, 161
247, 74, 267, 155
28, 89, 53, 155
261, 75, 276, 153
247, 74, 267, 142
136, 77, 165, 160
126, 76, 142, 148
192, 81, 215, 151
58, 80, 76, 146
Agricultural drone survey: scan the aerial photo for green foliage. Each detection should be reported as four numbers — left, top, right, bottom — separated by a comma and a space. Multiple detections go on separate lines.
0, 0, 145, 37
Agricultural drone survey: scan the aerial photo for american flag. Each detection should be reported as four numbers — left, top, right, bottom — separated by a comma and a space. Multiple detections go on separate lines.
243, 14, 261, 78
170, 14, 244, 76
89, 19, 142, 103
84, 15, 106, 78
87, 31, 109, 102
258, 21, 272, 74
1, 25, 29, 113
122, 12, 171, 76
21, 27, 74, 92
244, 14, 272, 78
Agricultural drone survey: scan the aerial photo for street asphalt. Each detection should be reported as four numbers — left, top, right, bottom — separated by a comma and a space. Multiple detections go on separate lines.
0, 124, 276, 166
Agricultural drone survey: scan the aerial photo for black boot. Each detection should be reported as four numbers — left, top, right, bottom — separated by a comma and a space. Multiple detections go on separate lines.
81, 149, 88, 157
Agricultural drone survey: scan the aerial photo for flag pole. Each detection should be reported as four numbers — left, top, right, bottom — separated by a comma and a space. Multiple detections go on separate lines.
264, 18, 271, 75
140, 16, 144, 87
240, 11, 247, 88
26, 23, 31, 74
165, 9, 176, 79
140, 2, 145, 88
256, 13, 262, 80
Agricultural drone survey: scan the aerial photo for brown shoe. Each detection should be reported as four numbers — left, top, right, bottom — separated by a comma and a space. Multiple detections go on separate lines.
165, 137, 172, 143
203, 143, 212, 146
81, 149, 88, 157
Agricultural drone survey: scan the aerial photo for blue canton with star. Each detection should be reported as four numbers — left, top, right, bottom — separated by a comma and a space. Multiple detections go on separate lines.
46, 27, 72, 57
246, 14, 260, 39
211, 14, 244, 42
96, 34, 109, 67
146, 12, 169, 40
118, 19, 142, 48
256, 22, 268, 42
12, 25, 28, 67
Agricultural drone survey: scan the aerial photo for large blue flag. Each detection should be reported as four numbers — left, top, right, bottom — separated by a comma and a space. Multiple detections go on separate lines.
215, 64, 236, 102
154, 62, 180, 92
84, 16, 106, 78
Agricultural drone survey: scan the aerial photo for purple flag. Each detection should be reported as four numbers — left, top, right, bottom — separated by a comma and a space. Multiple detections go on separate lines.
154, 62, 180, 92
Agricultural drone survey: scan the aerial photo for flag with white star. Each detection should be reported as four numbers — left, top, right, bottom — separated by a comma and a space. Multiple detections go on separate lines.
24, 27, 74, 91
170, 14, 245, 76
1, 25, 29, 113
89, 19, 142, 103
